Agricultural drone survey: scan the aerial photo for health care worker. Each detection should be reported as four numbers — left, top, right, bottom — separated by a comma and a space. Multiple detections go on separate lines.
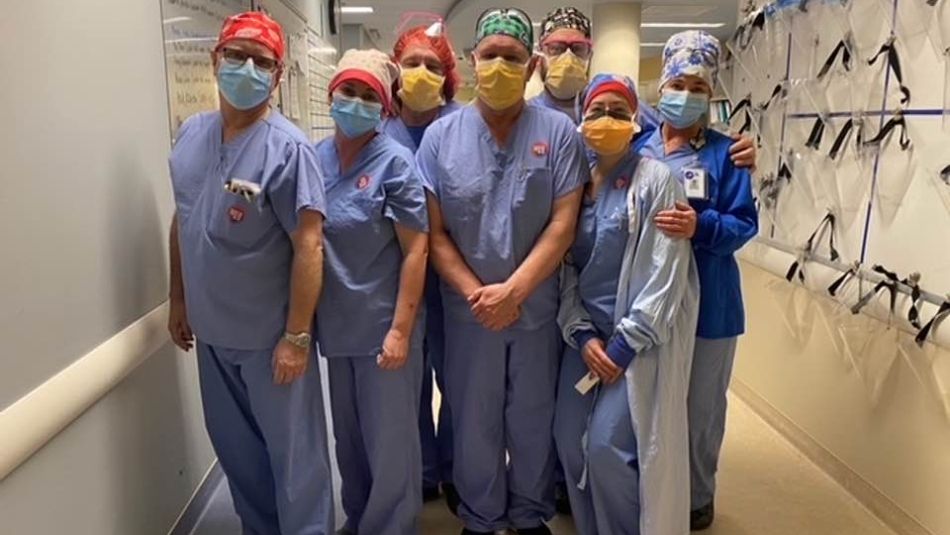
416, 8, 587, 534
636, 31, 759, 531
380, 19, 463, 506
530, 6, 758, 171
167, 12, 333, 535
315, 49, 429, 535
555, 74, 700, 535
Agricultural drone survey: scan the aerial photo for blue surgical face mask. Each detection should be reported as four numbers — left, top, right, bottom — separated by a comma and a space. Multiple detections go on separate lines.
658, 89, 710, 128
331, 95, 383, 138
217, 59, 274, 110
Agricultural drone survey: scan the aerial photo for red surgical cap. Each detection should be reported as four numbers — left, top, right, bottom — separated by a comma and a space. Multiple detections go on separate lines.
216, 11, 286, 62
583, 75, 639, 113
393, 25, 460, 101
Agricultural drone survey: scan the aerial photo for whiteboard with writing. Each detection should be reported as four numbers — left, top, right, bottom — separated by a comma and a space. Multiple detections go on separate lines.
161, 0, 250, 137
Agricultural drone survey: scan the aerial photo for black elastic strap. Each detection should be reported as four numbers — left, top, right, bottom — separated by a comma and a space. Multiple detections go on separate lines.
786, 212, 839, 283
864, 113, 912, 151
902, 275, 923, 329
738, 10, 768, 49
828, 264, 859, 296
851, 266, 899, 315
740, 110, 753, 135
728, 96, 753, 135
873, 265, 901, 313
806, 212, 840, 262
778, 161, 793, 182
728, 96, 751, 122
869, 38, 912, 105
805, 117, 826, 150
829, 118, 855, 160
759, 173, 781, 209
759, 83, 787, 111
785, 257, 806, 283
916, 301, 950, 347
817, 39, 853, 79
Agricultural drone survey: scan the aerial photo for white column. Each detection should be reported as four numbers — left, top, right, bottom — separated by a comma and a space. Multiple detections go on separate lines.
590, 1, 642, 81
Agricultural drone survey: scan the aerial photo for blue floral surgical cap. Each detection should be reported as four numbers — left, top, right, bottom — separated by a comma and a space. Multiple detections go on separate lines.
660, 30, 722, 92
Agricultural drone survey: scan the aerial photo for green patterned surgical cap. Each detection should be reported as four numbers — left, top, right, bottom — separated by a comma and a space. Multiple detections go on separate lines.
474, 8, 534, 52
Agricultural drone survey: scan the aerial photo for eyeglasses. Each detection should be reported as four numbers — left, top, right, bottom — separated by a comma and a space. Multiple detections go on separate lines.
583, 108, 633, 122
220, 47, 280, 73
541, 39, 592, 59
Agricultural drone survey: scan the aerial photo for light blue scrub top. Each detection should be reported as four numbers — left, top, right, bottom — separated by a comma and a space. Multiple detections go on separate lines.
380, 101, 463, 152
314, 134, 429, 357
529, 91, 580, 124
416, 105, 590, 329
571, 154, 638, 337
170, 110, 326, 350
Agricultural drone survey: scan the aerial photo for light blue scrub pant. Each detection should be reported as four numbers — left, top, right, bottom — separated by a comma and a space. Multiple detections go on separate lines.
196, 342, 334, 535
419, 270, 453, 489
444, 321, 560, 532
554, 346, 640, 535
327, 349, 423, 535
688, 336, 738, 510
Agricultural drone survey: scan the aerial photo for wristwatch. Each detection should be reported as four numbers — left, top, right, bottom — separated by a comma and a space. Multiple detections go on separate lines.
282, 331, 312, 349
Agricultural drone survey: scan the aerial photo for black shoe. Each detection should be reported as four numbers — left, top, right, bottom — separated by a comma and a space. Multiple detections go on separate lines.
515, 525, 552, 535
690, 501, 715, 531
459, 530, 493, 535
423, 485, 441, 503
554, 481, 572, 516
443, 482, 461, 517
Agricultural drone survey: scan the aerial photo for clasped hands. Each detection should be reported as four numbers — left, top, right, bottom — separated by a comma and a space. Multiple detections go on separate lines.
467, 282, 522, 331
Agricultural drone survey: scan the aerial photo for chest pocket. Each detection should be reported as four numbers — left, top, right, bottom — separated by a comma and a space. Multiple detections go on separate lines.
204, 184, 277, 249
441, 168, 490, 226
593, 193, 629, 258
511, 165, 554, 222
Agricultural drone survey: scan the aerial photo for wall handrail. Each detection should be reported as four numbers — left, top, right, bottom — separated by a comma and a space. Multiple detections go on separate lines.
0, 302, 170, 481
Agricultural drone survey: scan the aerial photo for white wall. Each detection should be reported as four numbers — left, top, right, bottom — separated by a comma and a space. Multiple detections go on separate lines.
735, 254, 950, 535
727, 1, 950, 533
0, 0, 215, 532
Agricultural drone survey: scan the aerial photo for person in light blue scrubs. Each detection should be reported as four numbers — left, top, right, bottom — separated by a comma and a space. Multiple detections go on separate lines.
315, 49, 429, 535
635, 31, 759, 531
528, 7, 661, 133
555, 74, 700, 535
416, 8, 587, 535
167, 12, 333, 535
382, 19, 464, 507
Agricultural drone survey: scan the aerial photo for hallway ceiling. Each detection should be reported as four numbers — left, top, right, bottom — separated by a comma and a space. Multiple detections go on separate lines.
340, 0, 739, 56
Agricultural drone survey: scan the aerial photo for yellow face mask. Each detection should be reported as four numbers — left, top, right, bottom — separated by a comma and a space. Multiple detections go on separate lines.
544, 51, 589, 100
581, 116, 637, 156
475, 57, 528, 111
398, 66, 445, 113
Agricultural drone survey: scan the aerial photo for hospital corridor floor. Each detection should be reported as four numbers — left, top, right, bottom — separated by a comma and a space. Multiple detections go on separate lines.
189, 391, 895, 535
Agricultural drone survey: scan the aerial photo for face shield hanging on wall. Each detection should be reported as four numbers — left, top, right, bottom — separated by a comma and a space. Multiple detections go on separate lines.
918, 142, 950, 216
860, 111, 916, 224
816, 114, 874, 226
836, 270, 906, 405
727, 12, 768, 91
889, 0, 943, 58
845, 0, 892, 59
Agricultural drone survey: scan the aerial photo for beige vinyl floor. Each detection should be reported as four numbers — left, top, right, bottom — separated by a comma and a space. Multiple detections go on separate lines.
192, 390, 895, 535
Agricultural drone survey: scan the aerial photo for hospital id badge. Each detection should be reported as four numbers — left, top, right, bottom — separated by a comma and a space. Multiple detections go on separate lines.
682, 167, 708, 200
